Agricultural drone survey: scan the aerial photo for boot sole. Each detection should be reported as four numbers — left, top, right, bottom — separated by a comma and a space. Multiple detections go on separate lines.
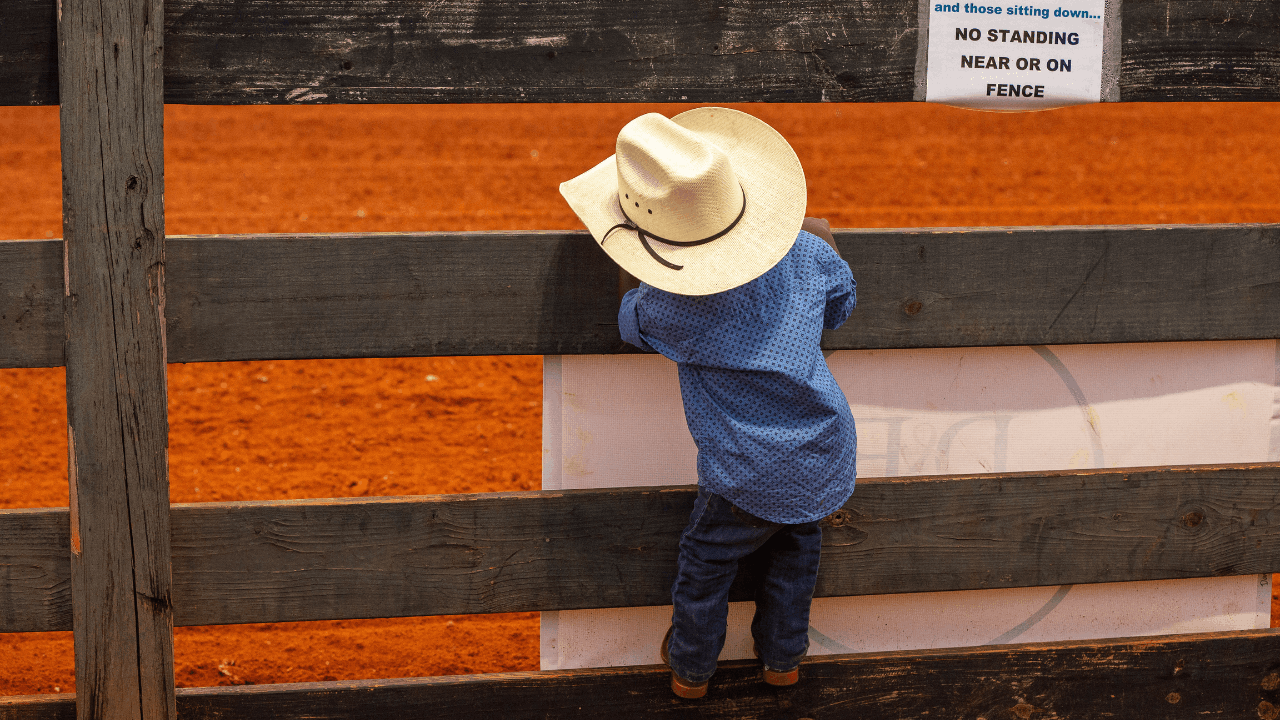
662, 625, 709, 699
763, 667, 800, 686
753, 642, 801, 686
671, 674, 709, 699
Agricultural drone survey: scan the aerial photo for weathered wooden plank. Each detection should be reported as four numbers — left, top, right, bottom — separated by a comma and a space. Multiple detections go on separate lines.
147, 463, 1280, 624
8, 629, 1280, 720
0, 239, 62, 368
4, 464, 1279, 632
0, 507, 70, 633
0, 0, 57, 106
5, 224, 1280, 368
4, 0, 1280, 105
162, 232, 624, 362
1121, 1, 1280, 102
828, 223, 1280, 350
58, 0, 176, 714
0, 694, 75, 720
161, 0, 923, 105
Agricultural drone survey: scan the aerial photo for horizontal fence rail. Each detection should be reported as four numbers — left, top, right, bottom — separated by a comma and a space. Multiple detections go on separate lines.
3, 0, 1276, 716
5, 628, 1280, 720
3, 224, 1280, 369
3, 0, 1279, 105
4, 463, 1279, 633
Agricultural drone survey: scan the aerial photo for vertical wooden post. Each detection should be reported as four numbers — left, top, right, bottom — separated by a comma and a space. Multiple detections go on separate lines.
57, 0, 175, 713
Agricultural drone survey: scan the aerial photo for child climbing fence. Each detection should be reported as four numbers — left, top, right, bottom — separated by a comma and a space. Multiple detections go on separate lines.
2, 0, 1280, 718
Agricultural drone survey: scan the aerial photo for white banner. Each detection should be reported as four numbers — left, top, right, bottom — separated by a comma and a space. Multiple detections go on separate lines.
541, 341, 1279, 670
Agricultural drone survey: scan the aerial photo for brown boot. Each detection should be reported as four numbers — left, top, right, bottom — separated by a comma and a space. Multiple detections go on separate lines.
661, 625, 709, 699
753, 642, 800, 686
762, 666, 800, 686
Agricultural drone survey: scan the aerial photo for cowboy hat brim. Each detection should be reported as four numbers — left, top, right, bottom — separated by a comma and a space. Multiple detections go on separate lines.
559, 107, 806, 296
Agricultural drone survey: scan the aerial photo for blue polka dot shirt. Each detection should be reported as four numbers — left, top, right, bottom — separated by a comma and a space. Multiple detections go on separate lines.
618, 230, 858, 524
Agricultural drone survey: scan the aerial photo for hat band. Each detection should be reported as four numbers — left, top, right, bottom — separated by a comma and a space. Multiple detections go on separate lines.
602, 187, 747, 271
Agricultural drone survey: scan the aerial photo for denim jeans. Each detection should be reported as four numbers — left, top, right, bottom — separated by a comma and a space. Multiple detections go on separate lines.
665, 487, 823, 683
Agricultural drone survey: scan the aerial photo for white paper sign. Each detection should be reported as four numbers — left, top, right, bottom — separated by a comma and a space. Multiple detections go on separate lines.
925, 0, 1106, 110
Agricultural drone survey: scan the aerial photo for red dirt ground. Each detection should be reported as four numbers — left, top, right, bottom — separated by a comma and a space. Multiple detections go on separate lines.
2, 102, 1279, 695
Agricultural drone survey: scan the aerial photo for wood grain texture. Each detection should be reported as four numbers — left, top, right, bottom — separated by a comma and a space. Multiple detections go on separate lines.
58, 0, 176, 713
0, 694, 74, 720
5, 224, 1280, 368
9, 629, 1280, 720
161, 232, 625, 362
162, 0, 922, 105
0, 239, 62, 368
0, 508, 70, 633
1121, 1, 1280, 101
828, 223, 1280, 350
4, 0, 1280, 105
4, 463, 1279, 632
0, 0, 57, 106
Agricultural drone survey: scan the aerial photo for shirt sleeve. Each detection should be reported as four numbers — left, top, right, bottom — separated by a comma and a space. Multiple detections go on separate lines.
822, 250, 857, 331
618, 286, 656, 352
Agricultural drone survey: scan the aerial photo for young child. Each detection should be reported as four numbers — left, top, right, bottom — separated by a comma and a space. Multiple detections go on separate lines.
559, 108, 857, 699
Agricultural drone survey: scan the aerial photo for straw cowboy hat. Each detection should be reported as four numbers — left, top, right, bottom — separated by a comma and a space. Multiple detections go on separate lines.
559, 107, 806, 296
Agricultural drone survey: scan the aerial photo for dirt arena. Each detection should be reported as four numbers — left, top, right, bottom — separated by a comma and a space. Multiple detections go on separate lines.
2, 102, 1279, 695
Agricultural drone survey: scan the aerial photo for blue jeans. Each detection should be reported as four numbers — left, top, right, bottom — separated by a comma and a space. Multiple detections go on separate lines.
666, 488, 823, 683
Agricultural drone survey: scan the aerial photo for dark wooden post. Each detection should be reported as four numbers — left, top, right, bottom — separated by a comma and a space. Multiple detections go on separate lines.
57, 0, 176, 714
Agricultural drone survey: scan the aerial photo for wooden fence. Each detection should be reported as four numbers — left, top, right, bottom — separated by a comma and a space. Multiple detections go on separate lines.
2, 1, 1280, 719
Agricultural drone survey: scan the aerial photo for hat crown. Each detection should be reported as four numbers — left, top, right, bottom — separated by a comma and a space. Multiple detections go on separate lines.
615, 114, 744, 243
